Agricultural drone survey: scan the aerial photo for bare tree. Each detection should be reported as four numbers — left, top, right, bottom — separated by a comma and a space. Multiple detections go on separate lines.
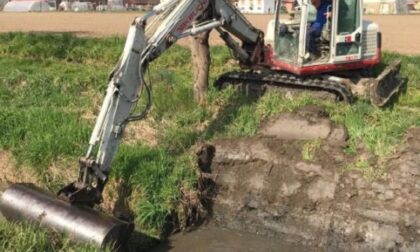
190, 31, 211, 104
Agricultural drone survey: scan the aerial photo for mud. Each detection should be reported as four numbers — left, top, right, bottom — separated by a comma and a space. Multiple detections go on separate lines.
152, 225, 312, 252
200, 106, 420, 251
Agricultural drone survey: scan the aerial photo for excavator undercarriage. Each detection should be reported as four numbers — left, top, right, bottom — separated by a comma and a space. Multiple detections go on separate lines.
216, 60, 403, 106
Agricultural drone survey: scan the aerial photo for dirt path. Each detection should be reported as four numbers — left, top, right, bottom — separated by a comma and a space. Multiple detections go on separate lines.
0, 13, 419, 54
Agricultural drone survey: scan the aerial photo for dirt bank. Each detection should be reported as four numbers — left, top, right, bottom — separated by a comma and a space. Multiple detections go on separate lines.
0, 13, 418, 55
200, 106, 420, 251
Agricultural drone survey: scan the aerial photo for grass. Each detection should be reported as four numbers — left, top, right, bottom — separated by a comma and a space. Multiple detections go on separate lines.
0, 221, 109, 252
0, 32, 419, 250
112, 145, 196, 234
328, 102, 420, 156
325, 51, 420, 157
0, 33, 237, 249
302, 139, 322, 161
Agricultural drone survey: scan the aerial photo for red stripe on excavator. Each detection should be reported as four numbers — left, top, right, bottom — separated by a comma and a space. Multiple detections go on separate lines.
264, 46, 381, 76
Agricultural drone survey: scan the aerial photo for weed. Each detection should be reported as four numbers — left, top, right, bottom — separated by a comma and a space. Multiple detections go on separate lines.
302, 139, 322, 161
344, 158, 386, 180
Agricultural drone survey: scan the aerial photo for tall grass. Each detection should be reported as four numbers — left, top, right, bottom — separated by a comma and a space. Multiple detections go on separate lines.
112, 145, 196, 234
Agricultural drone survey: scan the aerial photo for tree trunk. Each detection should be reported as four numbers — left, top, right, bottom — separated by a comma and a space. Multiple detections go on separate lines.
190, 30, 211, 104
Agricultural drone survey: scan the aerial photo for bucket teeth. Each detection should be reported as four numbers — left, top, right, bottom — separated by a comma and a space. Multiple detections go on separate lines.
0, 183, 133, 248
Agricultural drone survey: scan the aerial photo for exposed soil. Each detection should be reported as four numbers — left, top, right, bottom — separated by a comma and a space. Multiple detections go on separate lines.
0, 13, 419, 55
0, 151, 39, 186
197, 106, 420, 251
0, 151, 81, 197
124, 120, 158, 146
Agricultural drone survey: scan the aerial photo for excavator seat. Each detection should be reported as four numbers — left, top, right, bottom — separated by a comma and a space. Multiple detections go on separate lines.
314, 12, 332, 61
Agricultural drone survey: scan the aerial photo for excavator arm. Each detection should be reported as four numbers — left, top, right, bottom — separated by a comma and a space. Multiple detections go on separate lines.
58, 0, 265, 206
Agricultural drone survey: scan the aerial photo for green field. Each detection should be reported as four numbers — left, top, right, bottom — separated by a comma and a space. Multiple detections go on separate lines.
0, 33, 419, 251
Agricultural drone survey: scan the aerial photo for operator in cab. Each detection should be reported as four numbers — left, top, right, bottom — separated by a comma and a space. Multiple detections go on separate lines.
308, 0, 332, 57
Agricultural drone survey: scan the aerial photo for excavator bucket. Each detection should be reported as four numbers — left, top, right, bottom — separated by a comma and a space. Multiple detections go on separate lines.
0, 183, 133, 248
369, 60, 404, 107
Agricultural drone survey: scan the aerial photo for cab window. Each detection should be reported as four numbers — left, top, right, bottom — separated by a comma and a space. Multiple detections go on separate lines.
337, 0, 360, 35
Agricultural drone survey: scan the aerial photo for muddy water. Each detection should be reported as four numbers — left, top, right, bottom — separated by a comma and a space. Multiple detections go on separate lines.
152, 226, 313, 252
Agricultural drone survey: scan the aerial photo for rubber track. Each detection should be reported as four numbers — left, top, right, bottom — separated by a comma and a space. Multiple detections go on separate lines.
215, 71, 354, 103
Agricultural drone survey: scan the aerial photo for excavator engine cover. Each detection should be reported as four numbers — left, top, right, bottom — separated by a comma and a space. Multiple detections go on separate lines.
0, 183, 133, 248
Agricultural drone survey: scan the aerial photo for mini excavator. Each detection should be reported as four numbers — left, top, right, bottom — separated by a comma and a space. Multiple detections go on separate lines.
0, 0, 403, 248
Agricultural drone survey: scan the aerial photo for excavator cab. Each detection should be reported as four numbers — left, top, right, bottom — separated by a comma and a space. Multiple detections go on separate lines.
261, 0, 403, 106
271, 0, 369, 72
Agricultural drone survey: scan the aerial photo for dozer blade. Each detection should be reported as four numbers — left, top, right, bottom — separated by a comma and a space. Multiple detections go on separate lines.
0, 183, 133, 248
369, 60, 404, 107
